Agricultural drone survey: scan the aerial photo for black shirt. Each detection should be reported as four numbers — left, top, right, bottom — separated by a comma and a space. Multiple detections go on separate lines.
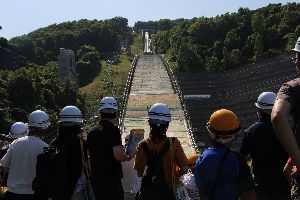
50, 134, 83, 199
87, 120, 123, 185
240, 117, 289, 194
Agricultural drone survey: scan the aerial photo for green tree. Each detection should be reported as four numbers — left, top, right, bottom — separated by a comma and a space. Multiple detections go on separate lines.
224, 29, 241, 51
251, 12, 266, 34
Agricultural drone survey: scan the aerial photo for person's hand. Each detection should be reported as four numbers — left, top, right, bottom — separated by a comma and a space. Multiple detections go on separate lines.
126, 154, 133, 161
292, 166, 300, 177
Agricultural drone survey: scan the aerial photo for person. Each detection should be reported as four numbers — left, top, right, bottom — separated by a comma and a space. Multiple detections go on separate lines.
50, 106, 86, 200
86, 97, 132, 200
195, 109, 256, 200
0, 110, 49, 200
271, 36, 300, 199
183, 153, 200, 200
0, 122, 29, 187
9, 122, 28, 140
134, 103, 188, 200
0, 122, 28, 158
240, 92, 290, 199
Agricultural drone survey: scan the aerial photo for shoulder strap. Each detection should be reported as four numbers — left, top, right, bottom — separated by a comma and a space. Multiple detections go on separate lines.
209, 148, 230, 199
140, 140, 151, 163
141, 139, 170, 177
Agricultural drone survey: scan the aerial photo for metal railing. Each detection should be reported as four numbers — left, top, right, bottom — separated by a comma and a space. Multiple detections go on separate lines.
118, 55, 140, 131
159, 54, 197, 152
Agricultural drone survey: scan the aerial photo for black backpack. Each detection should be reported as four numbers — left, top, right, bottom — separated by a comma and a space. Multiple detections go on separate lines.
136, 138, 175, 200
33, 144, 70, 200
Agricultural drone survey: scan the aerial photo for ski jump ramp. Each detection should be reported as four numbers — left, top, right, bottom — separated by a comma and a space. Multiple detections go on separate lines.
121, 55, 195, 197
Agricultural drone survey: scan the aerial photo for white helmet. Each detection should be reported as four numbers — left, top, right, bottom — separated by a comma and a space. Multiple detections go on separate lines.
59, 106, 83, 124
28, 110, 50, 129
9, 122, 28, 139
293, 37, 300, 52
148, 103, 171, 124
98, 97, 118, 113
255, 92, 277, 110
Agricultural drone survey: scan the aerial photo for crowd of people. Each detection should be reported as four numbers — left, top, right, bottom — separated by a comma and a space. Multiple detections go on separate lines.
0, 37, 299, 200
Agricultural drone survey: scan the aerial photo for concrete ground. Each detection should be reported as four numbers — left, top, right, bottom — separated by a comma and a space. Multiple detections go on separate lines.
121, 55, 195, 198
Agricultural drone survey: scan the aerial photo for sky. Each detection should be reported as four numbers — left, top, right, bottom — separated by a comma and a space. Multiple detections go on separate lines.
0, 0, 297, 39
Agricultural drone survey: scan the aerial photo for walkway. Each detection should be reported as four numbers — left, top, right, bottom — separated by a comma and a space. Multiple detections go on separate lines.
122, 55, 195, 198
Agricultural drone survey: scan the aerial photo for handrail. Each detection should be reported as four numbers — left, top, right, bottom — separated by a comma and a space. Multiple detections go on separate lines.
159, 54, 197, 152
118, 55, 140, 131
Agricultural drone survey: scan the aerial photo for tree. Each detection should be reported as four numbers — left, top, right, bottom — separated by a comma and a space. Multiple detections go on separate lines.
222, 48, 241, 68
76, 45, 101, 86
206, 56, 221, 70
224, 29, 241, 51
251, 12, 266, 34
7, 67, 37, 113
176, 44, 198, 71
188, 17, 214, 45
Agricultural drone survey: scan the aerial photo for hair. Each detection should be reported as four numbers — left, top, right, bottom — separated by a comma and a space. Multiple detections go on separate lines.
257, 109, 271, 118
149, 122, 169, 140
58, 123, 82, 139
28, 126, 46, 137
100, 112, 117, 119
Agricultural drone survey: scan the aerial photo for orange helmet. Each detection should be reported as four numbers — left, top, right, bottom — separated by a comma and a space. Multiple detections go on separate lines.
207, 109, 240, 143
187, 153, 200, 166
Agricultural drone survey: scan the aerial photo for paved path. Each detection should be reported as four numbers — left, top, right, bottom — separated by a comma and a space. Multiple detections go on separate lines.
122, 55, 195, 198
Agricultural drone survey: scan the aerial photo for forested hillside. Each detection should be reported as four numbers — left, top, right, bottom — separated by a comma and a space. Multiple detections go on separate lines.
145, 3, 300, 71
8, 17, 131, 65
0, 17, 134, 140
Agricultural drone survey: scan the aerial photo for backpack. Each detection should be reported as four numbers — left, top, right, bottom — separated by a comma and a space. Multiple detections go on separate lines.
33, 144, 70, 200
136, 138, 175, 200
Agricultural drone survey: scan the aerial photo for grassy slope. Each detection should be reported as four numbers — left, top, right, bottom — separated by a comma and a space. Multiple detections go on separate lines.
130, 33, 143, 55
80, 33, 143, 130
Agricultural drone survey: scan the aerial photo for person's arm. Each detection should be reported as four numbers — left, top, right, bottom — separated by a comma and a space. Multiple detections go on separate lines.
174, 139, 188, 176
111, 127, 132, 162
134, 143, 146, 177
113, 145, 132, 162
236, 153, 257, 200
0, 145, 13, 168
271, 99, 300, 171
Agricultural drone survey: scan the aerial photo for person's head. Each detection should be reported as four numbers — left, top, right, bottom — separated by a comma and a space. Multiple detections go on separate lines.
148, 103, 171, 139
206, 109, 240, 145
58, 106, 83, 137
293, 37, 300, 73
9, 122, 28, 139
97, 97, 118, 120
28, 110, 50, 136
255, 92, 277, 117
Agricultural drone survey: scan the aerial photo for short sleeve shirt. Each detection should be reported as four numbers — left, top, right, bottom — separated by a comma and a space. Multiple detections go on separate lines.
86, 120, 122, 185
0, 136, 48, 194
195, 147, 254, 200
277, 78, 300, 141
134, 137, 188, 186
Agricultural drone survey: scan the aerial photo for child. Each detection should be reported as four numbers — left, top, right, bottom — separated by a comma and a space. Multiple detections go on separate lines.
182, 153, 200, 200
194, 109, 256, 200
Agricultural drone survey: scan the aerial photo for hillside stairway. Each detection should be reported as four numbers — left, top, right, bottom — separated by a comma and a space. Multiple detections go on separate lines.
121, 55, 195, 198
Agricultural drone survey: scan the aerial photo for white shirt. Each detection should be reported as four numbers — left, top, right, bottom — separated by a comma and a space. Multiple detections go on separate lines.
0, 135, 48, 194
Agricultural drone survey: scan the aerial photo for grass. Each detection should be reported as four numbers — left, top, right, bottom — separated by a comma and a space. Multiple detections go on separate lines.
80, 33, 143, 130
130, 33, 143, 56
